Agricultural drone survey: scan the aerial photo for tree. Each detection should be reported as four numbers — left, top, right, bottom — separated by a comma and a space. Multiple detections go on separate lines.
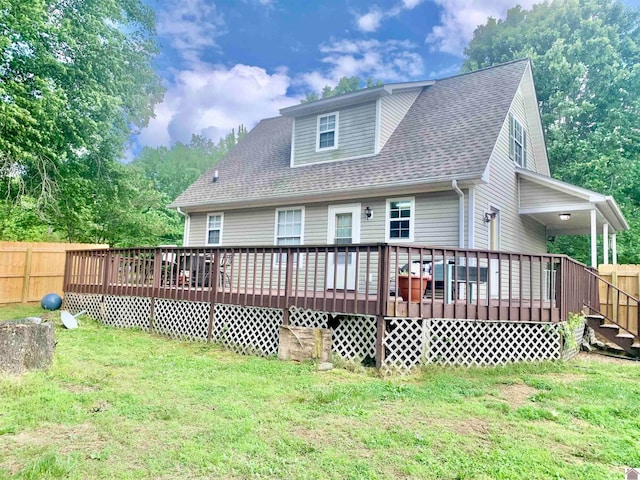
463, 0, 640, 263
302, 76, 383, 102
0, 0, 164, 243
132, 128, 245, 202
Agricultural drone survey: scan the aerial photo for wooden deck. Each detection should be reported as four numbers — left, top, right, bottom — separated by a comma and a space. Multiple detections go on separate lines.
64, 243, 593, 323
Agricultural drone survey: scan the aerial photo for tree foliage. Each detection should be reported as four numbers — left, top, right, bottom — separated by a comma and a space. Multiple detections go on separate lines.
132, 129, 245, 202
463, 0, 640, 263
302, 76, 383, 102
0, 0, 164, 246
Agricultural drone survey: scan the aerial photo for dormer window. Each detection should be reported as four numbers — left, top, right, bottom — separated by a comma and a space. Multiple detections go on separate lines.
316, 112, 338, 151
509, 113, 527, 167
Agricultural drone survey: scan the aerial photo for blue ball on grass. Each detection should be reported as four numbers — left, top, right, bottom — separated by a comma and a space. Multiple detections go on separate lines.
41, 293, 63, 311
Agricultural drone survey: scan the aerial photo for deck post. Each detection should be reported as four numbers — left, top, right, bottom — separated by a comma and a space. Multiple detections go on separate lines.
282, 249, 294, 325
102, 250, 111, 297
149, 248, 163, 333
207, 250, 221, 342
375, 244, 389, 368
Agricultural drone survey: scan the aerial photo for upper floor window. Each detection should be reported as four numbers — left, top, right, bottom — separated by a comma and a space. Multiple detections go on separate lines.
385, 198, 415, 242
509, 113, 527, 167
206, 213, 223, 245
316, 112, 338, 151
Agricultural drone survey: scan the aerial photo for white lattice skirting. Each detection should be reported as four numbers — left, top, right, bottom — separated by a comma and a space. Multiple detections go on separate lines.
382, 317, 583, 374
64, 293, 583, 372
289, 306, 377, 362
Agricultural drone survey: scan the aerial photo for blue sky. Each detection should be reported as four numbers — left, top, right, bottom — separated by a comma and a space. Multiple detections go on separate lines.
135, 0, 640, 152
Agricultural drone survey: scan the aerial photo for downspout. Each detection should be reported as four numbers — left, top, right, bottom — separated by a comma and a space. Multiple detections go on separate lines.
452, 180, 465, 248
176, 207, 189, 246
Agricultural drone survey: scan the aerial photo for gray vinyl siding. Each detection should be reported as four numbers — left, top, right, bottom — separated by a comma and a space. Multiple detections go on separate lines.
474, 81, 547, 255
292, 102, 376, 166
379, 89, 421, 151
186, 191, 462, 296
188, 191, 460, 248
520, 178, 592, 210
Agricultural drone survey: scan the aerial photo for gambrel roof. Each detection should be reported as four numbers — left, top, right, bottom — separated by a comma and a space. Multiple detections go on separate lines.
171, 59, 530, 210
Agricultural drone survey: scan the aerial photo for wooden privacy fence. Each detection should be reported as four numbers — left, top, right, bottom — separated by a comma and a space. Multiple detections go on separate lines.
0, 241, 108, 304
595, 264, 640, 336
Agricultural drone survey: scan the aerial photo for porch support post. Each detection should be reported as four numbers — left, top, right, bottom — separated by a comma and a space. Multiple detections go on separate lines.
590, 209, 597, 268
612, 233, 617, 265
603, 223, 609, 265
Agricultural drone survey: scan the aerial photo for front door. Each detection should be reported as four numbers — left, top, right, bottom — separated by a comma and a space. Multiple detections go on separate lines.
327, 204, 361, 290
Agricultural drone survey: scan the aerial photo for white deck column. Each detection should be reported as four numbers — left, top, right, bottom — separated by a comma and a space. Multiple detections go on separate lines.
612, 233, 617, 265
603, 223, 609, 265
590, 209, 597, 268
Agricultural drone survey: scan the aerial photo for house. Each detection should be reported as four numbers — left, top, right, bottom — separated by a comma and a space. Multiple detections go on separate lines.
170, 59, 627, 269
62, 60, 638, 372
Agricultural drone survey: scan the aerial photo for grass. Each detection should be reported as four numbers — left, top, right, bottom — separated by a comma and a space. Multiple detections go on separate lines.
1, 304, 639, 479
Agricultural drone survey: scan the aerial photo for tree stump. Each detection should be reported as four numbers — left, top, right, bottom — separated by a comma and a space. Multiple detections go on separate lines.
0, 320, 55, 375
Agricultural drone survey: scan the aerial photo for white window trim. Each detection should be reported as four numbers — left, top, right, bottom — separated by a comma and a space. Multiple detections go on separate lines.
385, 197, 415, 242
205, 213, 224, 246
510, 113, 527, 168
326, 203, 361, 244
274, 207, 305, 267
316, 111, 339, 152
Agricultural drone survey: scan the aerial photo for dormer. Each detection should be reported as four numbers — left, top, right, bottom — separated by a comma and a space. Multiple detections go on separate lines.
280, 81, 433, 167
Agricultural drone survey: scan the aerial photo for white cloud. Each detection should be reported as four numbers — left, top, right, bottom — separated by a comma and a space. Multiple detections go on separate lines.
156, 0, 225, 63
300, 39, 424, 93
426, 0, 538, 56
137, 64, 296, 148
354, 0, 425, 33
356, 9, 384, 32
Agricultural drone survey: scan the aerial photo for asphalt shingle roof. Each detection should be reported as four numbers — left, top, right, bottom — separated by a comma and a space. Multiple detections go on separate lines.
170, 59, 529, 209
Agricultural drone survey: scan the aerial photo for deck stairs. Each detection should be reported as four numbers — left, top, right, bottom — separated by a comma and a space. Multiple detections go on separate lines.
584, 269, 640, 357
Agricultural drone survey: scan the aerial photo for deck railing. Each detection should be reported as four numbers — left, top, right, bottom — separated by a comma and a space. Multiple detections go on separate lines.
64, 243, 595, 322
584, 268, 640, 336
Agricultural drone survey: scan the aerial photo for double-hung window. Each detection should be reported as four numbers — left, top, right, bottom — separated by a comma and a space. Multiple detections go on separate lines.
386, 198, 414, 242
316, 112, 338, 151
509, 113, 527, 167
275, 208, 304, 265
206, 213, 223, 245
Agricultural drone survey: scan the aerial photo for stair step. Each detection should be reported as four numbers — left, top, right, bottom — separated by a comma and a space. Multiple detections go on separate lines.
615, 333, 635, 340
586, 314, 605, 320
632, 343, 640, 350
599, 324, 620, 330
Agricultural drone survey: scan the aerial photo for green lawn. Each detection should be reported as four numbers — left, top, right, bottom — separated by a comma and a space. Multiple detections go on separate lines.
1, 304, 639, 479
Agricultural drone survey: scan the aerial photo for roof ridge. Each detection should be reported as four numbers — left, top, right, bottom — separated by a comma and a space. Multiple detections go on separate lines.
435, 58, 530, 82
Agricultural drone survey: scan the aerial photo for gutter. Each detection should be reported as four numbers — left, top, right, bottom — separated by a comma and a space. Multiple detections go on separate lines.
176, 207, 190, 246
452, 180, 465, 248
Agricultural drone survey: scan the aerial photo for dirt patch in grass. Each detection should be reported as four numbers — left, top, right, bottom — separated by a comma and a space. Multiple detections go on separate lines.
497, 383, 538, 408
0, 422, 106, 473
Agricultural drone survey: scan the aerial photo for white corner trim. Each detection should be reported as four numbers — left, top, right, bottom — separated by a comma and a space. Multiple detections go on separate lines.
374, 98, 381, 155
183, 214, 191, 246
468, 186, 475, 249
289, 118, 296, 167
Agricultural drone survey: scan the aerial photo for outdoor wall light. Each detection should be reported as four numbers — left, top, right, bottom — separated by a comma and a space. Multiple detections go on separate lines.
364, 206, 372, 219
559, 213, 571, 221
483, 211, 496, 223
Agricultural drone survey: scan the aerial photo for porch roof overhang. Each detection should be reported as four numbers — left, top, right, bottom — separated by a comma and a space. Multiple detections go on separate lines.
516, 168, 629, 236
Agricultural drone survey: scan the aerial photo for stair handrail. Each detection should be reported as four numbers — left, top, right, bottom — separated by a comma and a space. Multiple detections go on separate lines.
583, 268, 640, 339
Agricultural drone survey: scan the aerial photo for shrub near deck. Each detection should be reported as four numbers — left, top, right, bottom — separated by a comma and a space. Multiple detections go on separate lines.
0, 305, 639, 479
